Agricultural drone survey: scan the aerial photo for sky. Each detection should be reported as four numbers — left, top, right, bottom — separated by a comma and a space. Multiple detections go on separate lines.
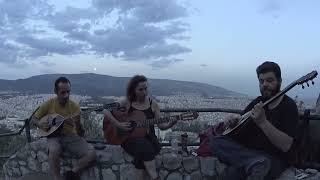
0, 0, 319, 99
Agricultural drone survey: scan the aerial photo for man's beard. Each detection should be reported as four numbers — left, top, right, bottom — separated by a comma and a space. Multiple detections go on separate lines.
260, 85, 280, 101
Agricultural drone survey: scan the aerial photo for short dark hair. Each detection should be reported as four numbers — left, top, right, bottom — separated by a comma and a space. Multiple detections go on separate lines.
256, 61, 282, 81
126, 75, 147, 102
54, 77, 71, 92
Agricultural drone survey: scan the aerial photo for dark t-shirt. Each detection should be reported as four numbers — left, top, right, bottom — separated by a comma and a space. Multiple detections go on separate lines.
233, 95, 299, 160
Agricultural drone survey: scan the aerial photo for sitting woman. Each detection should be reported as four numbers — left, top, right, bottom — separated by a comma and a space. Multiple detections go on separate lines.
104, 75, 177, 180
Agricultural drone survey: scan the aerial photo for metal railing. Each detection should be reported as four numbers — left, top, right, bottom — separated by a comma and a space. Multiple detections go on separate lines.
1, 107, 320, 158
0, 107, 39, 141
1, 107, 320, 140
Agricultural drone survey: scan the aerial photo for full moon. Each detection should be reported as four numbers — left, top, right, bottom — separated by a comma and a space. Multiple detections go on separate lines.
93, 67, 97, 71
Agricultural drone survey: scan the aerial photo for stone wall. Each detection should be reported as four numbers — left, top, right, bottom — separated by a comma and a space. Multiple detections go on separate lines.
4, 139, 320, 180
3, 139, 227, 180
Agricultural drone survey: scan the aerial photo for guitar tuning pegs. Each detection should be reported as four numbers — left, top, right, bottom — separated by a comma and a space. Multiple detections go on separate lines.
302, 85, 305, 89
312, 81, 315, 85
307, 82, 310, 87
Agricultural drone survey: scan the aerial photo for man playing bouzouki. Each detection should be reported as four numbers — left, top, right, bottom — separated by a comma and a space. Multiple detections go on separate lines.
32, 77, 96, 180
104, 75, 179, 180
209, 62, 300, 180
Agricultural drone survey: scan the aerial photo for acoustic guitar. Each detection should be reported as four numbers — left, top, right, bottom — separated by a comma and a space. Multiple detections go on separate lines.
223, 70, 318, 137
38, 102, 120, 137
103, 110, 199, 145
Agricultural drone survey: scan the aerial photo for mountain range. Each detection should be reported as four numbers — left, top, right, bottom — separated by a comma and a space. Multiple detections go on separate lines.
0, 73, 244, 97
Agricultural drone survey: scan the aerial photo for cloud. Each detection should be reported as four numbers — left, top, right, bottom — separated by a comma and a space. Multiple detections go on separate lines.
200, 64, 208, 67
258, 0, 293, 18
92, 0, 187, 23
16, 35, 85, 57
0, 0, 51, 24
260, 0, 282, 13
150, 58, 183, 68
0, 39, 19, 63
47, 6, 98, 32
39, 61, 55, 66
0, 0, 53, 63
0, 0, 190, 67
48, 1, 190, 60
122, 43, 191, 60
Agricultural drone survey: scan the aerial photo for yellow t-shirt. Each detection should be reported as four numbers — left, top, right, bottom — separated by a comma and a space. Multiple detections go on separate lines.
34, 97, 80, 134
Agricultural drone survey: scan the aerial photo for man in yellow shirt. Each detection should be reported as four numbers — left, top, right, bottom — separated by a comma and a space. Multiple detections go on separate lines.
33, 77, 96, 180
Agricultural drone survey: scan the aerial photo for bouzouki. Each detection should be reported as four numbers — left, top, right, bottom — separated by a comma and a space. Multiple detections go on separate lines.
223, 70, 318, 136
103, 110, 199, 145
38, 102, 120, 137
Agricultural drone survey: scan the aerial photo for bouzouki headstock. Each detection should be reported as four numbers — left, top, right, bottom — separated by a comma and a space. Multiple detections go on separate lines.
295, 70, 318, 89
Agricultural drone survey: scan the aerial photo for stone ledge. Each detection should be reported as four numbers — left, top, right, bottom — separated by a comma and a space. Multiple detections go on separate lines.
3, 139, 224, 180
3, 139, 320, 180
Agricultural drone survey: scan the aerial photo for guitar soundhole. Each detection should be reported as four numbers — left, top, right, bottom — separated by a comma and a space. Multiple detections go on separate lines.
52, 118, 57, 126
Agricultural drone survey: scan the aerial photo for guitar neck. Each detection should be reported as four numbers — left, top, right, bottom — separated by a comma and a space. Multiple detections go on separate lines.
137, 115, 179, 127
262, 82, 295, 108
226, 70, 318, 136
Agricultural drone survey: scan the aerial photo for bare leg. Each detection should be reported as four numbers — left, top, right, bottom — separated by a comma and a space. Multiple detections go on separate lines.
144, 160, 158, 179
72, 150, 96, 173
48, 146, 62, 180
135, 168, 145, 180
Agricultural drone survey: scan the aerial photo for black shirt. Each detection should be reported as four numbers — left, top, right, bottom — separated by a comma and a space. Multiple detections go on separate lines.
128, 98, 157, 137
233, 95, 299, 160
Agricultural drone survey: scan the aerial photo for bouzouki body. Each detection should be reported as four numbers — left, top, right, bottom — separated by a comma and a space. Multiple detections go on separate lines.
38, 114, 67, 137
39, 102, 120, 137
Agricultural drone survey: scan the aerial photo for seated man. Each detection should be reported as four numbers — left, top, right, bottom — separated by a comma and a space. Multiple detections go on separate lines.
209, 61, 299, 180
32, 77, 96, 180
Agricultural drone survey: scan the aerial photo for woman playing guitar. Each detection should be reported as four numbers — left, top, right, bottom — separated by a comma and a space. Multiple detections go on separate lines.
104, 75, 177, 180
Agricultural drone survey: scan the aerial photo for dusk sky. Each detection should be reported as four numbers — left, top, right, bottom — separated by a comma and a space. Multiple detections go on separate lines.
0, 0, 319, 98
